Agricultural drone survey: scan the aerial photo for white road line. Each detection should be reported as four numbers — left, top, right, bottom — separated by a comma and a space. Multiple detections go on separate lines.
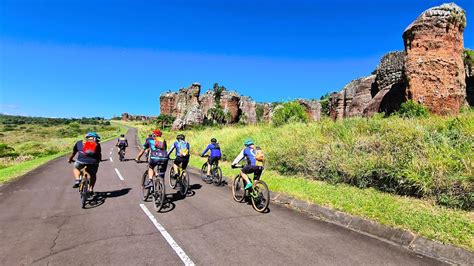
114, 168, 124, 181
139, 204, 195, 266
110, 157, 114, 162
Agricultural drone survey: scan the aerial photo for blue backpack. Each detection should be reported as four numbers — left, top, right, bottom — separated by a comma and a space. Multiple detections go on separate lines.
177, 141, 189, 157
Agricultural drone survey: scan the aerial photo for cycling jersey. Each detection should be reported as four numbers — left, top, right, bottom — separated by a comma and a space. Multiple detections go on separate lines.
232, 147, 258, 166
117, 137, 128, 147
201, 143, 222, 158
143, 138, 168, 161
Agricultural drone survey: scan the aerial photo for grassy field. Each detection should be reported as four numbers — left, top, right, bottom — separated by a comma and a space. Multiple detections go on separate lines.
128, 111, 473, 251
0, 115, 126, 183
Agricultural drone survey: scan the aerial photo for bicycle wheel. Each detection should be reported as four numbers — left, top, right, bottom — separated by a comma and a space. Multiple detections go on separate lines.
141, 170, 150, 201
119, 150, 124, 161
153, 178, 165, 212
80, 178, 89, 209
169, 167, 178, 189
232, 175, 245, 202
179, 171, 189, 196
200, 163, 210, 182
251, 180, 270, 212
213, 166, 223, 186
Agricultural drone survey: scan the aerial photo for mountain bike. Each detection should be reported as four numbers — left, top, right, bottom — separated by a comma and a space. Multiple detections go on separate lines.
200, 155, 223, 186
117, 146, 126, 162
231, 165, 269, 213
169, 158, 189, 196
70, 160, 92, 209
141, 167, 166, 212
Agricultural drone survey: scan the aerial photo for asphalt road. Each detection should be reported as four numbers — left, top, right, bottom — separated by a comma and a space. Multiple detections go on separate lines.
0, 128, 444, 265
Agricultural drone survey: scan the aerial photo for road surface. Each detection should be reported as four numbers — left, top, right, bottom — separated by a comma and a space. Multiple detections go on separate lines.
0, 128, 444, 265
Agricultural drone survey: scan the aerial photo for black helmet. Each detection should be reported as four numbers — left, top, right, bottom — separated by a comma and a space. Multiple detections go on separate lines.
120, 134, 125, 137
211, 138, 217, 143
177, 134, 185, 140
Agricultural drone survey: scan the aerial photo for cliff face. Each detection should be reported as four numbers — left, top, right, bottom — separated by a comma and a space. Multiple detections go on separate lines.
403, 3, 467, 115
330, 3, 469, 119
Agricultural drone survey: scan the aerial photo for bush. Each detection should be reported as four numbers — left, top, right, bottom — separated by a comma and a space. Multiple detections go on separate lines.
395, 100, 429, 118
271, 101, 309, 126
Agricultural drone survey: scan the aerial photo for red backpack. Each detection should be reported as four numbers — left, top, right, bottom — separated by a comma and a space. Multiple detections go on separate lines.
83, 140, 97, 156
154, 137, 166, 150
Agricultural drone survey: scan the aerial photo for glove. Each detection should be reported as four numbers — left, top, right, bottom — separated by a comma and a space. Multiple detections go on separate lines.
231, 164, 236, 169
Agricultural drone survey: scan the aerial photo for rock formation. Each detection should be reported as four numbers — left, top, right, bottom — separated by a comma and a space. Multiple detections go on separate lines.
121, 113, 155, 121
297, 99, 322, 121
238, 96, 257, 124
329, 75, 376, 120
403, 3, 467, 115
464, 50, 474, 106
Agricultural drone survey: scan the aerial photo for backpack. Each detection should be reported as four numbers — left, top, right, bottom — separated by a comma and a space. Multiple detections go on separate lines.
150, 138, 167, 159
83, 140, 97, 156
177, 141, 189, 157
255, 147, 265, 162
153, 137, 166, 150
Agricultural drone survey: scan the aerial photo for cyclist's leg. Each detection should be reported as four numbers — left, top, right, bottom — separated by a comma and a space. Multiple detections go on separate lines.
73, 162, 84, 187
88, 164, 99, 192
182, 157, 189, 170
148, 160, 157, 182
254, 166, 263, 181
206, 157, 213, 176
241, 165, 256, 189
173, 157, 183, 177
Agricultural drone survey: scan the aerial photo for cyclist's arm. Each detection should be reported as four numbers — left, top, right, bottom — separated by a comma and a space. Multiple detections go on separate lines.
201, 145, 211, 157
231, 149, 245, 166
96, 144, 102, 162
68, 143, 78, 162
167, 143, 176, 158
125, 139, 129, 147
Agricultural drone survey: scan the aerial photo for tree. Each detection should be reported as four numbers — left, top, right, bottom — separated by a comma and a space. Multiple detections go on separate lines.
155, 114, 175, 129
271, 101, 309, 126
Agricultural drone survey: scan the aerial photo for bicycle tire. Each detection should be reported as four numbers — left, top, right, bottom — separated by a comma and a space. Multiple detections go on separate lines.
169, 167, 178, 189
119, 150, 124, 161
201, 163, 210, 182
153, 178, 165, 212
179, 171, 189, 196
141, 170, 150, 201
80, 178, 89, 209
251, 180, 270, 212
232, 175, 245, 202
213, 166, 223, 186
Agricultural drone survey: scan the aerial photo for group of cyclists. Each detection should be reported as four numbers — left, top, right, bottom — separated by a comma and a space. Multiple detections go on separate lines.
68, 129, 264, 196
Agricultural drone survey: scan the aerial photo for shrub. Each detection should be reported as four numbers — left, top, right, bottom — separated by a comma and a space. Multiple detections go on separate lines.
271, 101, 309, 126
395, 100, 429, 118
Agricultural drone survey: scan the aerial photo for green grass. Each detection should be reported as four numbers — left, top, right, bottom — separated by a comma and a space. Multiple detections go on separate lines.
187, 155, 474, 252
0, 119, 127, 184
127, 112, 473, 251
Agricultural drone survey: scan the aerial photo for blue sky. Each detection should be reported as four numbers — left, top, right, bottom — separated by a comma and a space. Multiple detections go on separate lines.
0, 0, 473, 118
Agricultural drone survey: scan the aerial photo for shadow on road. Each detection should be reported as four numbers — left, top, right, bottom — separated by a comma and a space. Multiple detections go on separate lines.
85, 188, 132, 209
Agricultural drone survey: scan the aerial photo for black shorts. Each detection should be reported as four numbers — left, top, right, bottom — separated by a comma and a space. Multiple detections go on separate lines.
242, 165, 263, 180
149, 159, 168, 173
74, 162, 99, 178
208, 156, 221, 166
174, 156, 189, 169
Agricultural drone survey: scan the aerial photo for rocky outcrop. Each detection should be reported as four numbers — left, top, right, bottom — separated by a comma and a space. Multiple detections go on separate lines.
167, 83, 205, 130
239, 96, 257, 124
364, 52, 407, 116
297, 99, 321, 121
329, 75, 376, 119
121, 113, 155, 121
403, 3, 467, 115
464, 50, 474, 106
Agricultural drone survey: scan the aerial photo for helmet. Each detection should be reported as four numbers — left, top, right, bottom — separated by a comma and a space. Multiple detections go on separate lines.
85, 132, 99, 139
152, 129, 162, 137
211, 138, 217, 143
244, 138, 254, 146
120, 134, 125, 137
177, 134, 185, 140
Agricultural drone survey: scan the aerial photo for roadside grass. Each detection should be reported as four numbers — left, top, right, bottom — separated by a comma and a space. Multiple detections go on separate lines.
0, 121, 127, 184
129, 117, 473, 251
187, 155, 474, 252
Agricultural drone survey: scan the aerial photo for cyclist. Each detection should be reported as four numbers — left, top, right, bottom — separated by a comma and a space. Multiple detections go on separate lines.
68, 132, 102, 193
135, 129, 168, 187
168, 134, 190, 179
231, 138, 263, 190
115, 134, 128, 157
201, 138, 222, 179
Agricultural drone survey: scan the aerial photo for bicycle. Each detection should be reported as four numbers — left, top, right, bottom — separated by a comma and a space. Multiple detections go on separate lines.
117, 146, 126, 162
169, 158, 189, 197
200, 155, 223, 185
231, 165, 269, 213
70, 160, 92, 209
141, 166, 166, 212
